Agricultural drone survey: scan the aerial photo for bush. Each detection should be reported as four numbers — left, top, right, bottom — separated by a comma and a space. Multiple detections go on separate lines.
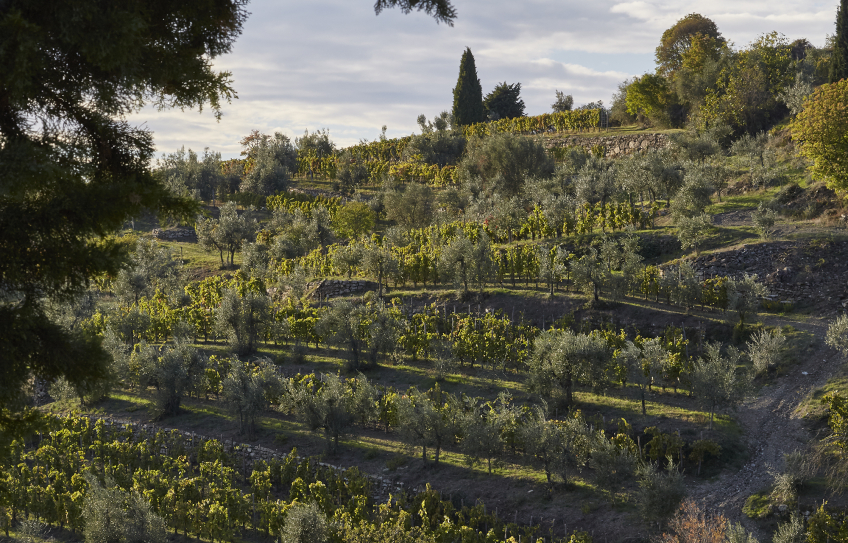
279, 501, 328, 543
742, 492, 771, 519
636, 460, 686, 525
826, 314, 848, 357
385, 183, 434, 229
215, 289, 272, 356
456, 133, 554, 196
772, 513, 805, 543
83, 475, 167, 543
676, 213, 712, 254
747, 328, 786, 375
17, 520, 49, 543
223, 358, 283, 439
752, 203, 777, 239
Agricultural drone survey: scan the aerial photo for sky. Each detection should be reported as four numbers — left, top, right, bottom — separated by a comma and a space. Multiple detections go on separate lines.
131, 0, 839, 160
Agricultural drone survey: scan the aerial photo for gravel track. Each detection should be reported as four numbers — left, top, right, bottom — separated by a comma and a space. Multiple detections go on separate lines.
692, 315, 836, 538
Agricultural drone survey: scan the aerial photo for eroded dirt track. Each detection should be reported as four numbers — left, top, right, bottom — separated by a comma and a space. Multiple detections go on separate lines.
692, 315, 835, 538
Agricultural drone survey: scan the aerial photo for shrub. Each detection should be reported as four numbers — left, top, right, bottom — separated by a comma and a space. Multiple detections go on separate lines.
83, 475, 167, 543
636, 460, 686, 526
742, 492, 771, 519
752, 203, 777, 239
456, 133, 554, 196
279, 501, 328, 543
772, 513, 805, 543
747, 328, 786, 375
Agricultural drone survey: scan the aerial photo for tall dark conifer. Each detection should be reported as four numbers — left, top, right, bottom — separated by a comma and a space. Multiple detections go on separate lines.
452, 48, 485, 126
831, 0, 848, 82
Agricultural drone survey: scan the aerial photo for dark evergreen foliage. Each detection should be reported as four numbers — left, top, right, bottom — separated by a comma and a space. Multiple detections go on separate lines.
0, 0, 247, 435
374, 0, 457, 25
831, 0, 848, 83
451, 48, 485, 127
483, 82, 526, 120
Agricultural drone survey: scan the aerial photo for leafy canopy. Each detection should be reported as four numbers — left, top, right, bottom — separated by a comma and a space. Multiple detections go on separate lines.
791, 78, 848, 194
656, 13, 725, 76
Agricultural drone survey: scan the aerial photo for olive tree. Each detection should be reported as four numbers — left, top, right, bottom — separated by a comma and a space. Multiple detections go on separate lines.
279, 501, 328, 543
676, 213, 712, 255
456, 133, 554, 197
771, 513, 805, 543
317, 299, 400, 371
691, 343, 752, 429
239, 133, 296, 196
196, 202, 257, 268
289, 373, 354, 454
157, 147, 224, 201
385, 183, 435, 229
330, 243, 362, 279
83, 475, 167, 543
537, 244, 568, 296
460, 403, 504, 474
635, 460, 686, 528
669, 260, 702, 310
570, 248, 607, 303
215, 289, 272, 355
114, 238, 183, 305
589, 432, 637, 493
153, 339, 207, 418
397, 388, 459, 464
752, 202, 777, 239
620, 339, 667, 415
747, 328, 786, 375
223, 358, 283, 439
827, 315, 848, 357
439, 232, 493, 297
670, 170, 714, 220
520, 409, 590, 485
360, 238, 398, 298
726, 274, 767, 328
529, 329, 613, 404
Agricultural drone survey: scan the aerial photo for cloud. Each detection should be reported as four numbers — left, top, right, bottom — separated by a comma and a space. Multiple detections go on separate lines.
128, 0, 840, 158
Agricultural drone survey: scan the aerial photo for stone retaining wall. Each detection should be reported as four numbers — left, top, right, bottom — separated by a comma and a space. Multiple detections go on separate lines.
306, 279, 378, 300
152, 227, 196, 241
668, 241, 848, 311
544, 133, 671, 158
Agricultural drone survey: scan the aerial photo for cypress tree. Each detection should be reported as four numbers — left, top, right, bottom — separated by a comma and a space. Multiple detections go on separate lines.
831, 0, 848, 82
452, 47, 485, 126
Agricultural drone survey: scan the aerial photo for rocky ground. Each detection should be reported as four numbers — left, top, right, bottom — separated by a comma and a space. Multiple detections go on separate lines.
690, 238, 848, 314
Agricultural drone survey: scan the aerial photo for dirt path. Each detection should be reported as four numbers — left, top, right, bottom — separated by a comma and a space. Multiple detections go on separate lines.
691, 314, 836, 537
712, 209, 754, 228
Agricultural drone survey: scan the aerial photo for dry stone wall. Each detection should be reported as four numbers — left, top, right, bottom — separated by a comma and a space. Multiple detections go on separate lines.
685, 241, 848, 311
544, 133, 671, 158
152, 227, 196, 241
307, 279, 378, 300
